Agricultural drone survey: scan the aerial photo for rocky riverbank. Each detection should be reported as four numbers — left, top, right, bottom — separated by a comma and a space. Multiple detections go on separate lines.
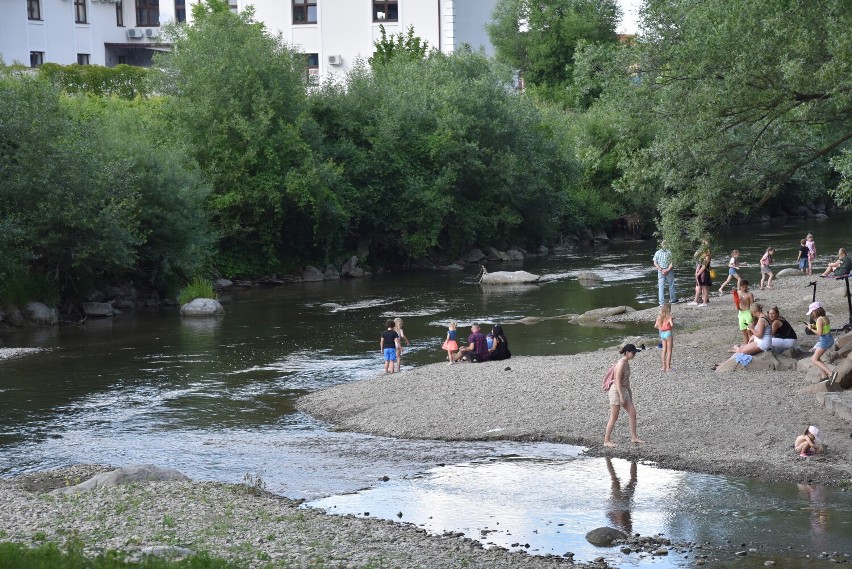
0, 465, 589, 569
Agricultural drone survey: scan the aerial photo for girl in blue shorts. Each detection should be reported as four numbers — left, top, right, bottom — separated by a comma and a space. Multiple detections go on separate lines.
807, 302, 836, 384
654, 303, 674, 372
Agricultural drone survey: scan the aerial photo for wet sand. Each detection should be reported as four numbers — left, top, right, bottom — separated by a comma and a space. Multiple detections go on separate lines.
300, 273, 852, 484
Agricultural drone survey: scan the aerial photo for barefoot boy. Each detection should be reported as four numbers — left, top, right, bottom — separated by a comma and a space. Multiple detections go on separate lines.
736, 280, 755, 346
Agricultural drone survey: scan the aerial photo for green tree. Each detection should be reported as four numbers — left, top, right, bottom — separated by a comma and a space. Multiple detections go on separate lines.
629, 0, 852, 250
154, 0, 348, 275
70, 95, 214, 292
369, 25, 430, 68
0, 70, 142, 300
310, 50, 578, 262
487, 0, 621, 106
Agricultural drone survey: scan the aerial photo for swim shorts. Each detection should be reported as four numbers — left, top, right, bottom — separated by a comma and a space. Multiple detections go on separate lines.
728, 267, 738, 276
383, 348, 397, 361
738, 309, 753, 331
659, 330, 672, 340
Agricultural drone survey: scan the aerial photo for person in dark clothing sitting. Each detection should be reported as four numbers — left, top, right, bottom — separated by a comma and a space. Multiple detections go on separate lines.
487, 324, 512, 361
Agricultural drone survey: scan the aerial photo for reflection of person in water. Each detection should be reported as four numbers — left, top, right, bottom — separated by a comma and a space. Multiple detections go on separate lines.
797, 483, 830, 537
605, 458, 637, 534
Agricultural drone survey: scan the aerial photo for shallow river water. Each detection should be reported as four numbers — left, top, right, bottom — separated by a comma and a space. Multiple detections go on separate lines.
1, 215, 851, 567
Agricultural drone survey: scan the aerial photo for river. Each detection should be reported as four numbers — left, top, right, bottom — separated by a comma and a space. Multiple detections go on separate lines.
1, 215, 851, 566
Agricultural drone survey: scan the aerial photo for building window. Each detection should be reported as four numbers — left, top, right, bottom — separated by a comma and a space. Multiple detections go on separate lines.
27, 0, 41, 20
77, 53, 90, 65
373, 0, 397, 22
135, 0, 159, 26
228, 2, 237, 13
292, 0, 316, 24
174, 0, 186, 23
116, 0, 124, 26
74, 0, 87, 23
304, 53, 319, 84
30, 51, 44, 67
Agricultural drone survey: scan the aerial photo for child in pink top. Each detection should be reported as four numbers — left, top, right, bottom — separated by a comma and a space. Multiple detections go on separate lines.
759, 247, 775, 290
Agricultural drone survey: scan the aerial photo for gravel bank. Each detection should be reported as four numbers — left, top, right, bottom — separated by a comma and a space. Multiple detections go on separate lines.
300, 273, 852, 484
0, 466, 581, 569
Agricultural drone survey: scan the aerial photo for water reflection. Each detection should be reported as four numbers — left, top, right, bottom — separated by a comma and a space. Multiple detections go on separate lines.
179, 317, 223, 335
308, 455, 852, 566
606, 458, 637, 535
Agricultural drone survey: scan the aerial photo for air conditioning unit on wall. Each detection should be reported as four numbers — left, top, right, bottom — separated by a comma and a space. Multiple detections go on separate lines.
327, 55, 342, 66
127, 28, 144, 38
145, 28, 159, 38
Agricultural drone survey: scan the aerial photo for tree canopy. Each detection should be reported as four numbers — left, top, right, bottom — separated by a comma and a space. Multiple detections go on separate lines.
487, 0, 621, 106
625, 0, 852, 250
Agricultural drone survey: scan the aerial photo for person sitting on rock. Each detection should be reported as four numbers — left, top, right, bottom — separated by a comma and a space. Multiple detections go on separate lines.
768, 306, 797, 353
820, 248, 851, 278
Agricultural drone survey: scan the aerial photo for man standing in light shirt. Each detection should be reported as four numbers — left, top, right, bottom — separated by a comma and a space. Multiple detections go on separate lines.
653, 240, 676, 305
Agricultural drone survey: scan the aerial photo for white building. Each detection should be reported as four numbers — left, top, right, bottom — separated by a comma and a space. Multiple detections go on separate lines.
1, 0, 497, 76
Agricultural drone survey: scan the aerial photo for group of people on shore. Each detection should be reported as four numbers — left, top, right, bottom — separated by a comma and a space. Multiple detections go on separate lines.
441, 322, 511, 364
379, 319, 511, 373
607, 233, 849, 449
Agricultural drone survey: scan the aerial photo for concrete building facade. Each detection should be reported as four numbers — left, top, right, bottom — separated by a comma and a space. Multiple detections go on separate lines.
1, 0, 497, 78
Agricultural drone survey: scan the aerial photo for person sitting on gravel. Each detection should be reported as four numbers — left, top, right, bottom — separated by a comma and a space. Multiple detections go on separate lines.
455, 323, 489, 363
487, 324, 511, 361
820, 248, 851, 278
794, 425, 822, 457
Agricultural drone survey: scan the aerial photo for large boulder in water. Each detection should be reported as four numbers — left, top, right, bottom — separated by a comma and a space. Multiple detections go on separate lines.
585, 526, 627, 546
576, 272, 604, 286
180, 298, 224, 317
480, 270, 540, 284
776, 268, 801, 277
81, 302, 115, 317
301, 266, 324, 282
341, 255, 361, 277
323, 265, 340, 280
24, 302, 58, 326
576, 306, 634, 322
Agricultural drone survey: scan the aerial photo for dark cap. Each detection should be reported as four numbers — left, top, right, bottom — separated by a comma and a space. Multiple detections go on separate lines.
621, 343, 638, 354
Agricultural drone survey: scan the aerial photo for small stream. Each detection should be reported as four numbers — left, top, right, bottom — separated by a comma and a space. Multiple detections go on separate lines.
2, 215, 851, 566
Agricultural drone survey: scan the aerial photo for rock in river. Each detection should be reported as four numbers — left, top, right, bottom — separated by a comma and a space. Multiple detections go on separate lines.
585, 526, 627, 546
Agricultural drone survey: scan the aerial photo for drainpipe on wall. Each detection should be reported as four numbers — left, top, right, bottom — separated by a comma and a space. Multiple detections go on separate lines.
437, 0, 442, 52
